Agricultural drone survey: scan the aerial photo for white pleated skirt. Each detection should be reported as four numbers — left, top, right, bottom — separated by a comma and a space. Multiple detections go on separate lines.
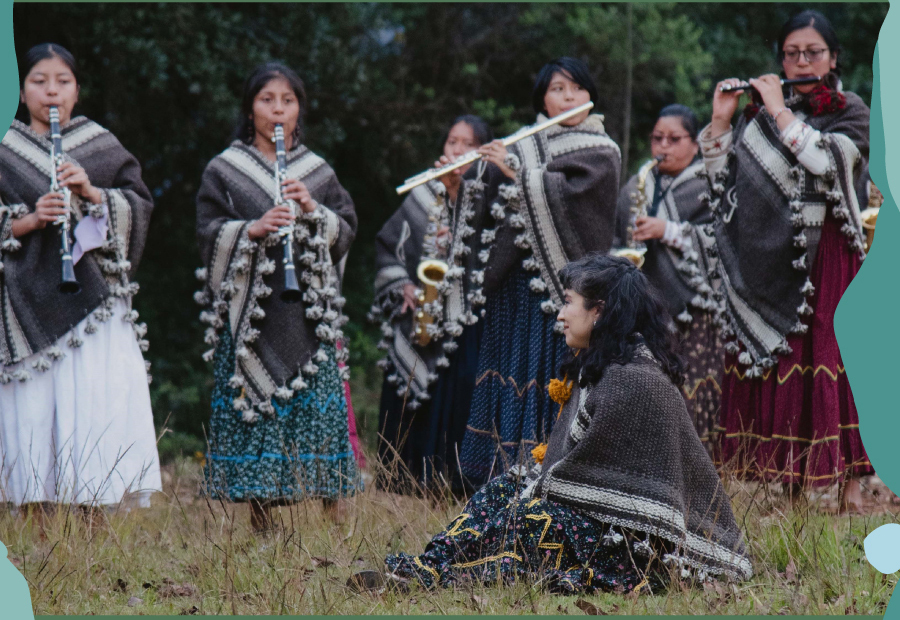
0, 299, 162, 506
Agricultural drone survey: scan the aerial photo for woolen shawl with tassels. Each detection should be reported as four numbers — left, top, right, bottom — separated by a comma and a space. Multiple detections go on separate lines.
614, 159, 718, 325
524, 348, 753, 582
704, 88, 869, 373
370, 180, 451, 407
0, 117, 153, 381
410, 114, 621, 365
195, 140, 356, 421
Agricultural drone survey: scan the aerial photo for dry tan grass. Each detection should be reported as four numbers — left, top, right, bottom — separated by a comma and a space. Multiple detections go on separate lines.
1, 452, 896, 615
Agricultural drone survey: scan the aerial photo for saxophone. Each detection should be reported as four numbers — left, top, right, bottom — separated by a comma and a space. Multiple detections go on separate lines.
614, 155, 664, 268
860, 180, 883, 253
412, 192, 449, 347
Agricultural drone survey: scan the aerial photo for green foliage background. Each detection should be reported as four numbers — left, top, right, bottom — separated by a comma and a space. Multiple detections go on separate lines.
11, 2, 886, 457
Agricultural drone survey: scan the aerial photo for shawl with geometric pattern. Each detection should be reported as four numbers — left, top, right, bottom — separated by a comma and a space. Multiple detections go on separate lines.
703, 90, 869, 374
525, 351, 753, 582
195, 141, 356, 422
0, 117, 152, 382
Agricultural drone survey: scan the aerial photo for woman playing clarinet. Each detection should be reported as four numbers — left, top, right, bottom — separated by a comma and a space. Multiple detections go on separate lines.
614, 104, 722, 454
196, 63, 359, 529
454, 58, 622, 489
0, 44, 161, 511
702, 10, 873, 511
372, 114, 493, 493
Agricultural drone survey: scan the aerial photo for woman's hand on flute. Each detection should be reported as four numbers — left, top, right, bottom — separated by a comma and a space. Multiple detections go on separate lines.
633, 216, 666, 241
249, 204, 294, 240
478, 140, 516, 179
748, 74, 793, 130
12, 192, 68, 236
711, 78, 745, 135
282, 178, 316, 213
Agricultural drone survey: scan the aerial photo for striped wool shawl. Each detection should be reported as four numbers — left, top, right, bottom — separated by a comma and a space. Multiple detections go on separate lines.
195, 141, 356, 421
0, 117, 152, 380
413, 114, 622, 367
614, 160, 718, 325
705, 90, 869, 372
527, 352, 753, 582
371, 180, 449, 406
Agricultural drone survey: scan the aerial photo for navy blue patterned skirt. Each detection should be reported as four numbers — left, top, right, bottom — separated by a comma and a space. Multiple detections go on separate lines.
377, 322, 483, 493
385, 473, 666, 593
458, 268, 569, 487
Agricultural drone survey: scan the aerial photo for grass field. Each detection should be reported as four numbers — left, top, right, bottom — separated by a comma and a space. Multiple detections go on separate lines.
1, 453, 897, 616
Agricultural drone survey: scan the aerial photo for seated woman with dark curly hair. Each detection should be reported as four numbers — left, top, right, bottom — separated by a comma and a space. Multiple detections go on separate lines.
352, 254, 753, 595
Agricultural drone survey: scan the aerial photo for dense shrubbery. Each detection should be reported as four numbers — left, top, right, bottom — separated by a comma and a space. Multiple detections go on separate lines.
11, 3, 886, 450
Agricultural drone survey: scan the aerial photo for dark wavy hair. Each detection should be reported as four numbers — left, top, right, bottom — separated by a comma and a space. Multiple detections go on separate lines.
557, 253, 685, 388
438, 114, 493, 152
778, 10, 842, 90
233, 62, 307, 148
531, 57, 599, 116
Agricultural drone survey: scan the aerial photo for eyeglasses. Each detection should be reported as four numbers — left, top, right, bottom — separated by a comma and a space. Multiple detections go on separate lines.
650, 133, 691, 146
781, 48, 829, 64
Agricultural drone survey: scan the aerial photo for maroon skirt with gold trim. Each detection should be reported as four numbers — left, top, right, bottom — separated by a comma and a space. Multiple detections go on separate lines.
718, 211, 873, 487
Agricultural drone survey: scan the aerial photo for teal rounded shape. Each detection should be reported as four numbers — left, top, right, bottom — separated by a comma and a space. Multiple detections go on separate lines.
0, 0, 32, 616
834, 3, 900, 620
865, 524, 900, 574
0, 541, 35, 620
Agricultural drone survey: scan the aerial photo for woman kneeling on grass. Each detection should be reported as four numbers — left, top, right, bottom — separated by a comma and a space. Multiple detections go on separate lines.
352, 254, 752, 594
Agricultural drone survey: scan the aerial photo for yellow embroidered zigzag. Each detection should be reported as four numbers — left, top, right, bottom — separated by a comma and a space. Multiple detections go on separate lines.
475, 370, 541, 398
724, 363, 845, 384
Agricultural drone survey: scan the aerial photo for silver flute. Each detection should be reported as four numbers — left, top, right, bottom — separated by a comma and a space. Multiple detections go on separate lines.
396, 101, 594, 195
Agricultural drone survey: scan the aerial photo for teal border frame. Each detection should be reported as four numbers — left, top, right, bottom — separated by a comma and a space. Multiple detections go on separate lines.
0, 1, 896, 618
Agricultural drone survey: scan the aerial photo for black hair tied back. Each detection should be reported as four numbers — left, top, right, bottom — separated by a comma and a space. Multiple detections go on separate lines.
557, 253, 685, 387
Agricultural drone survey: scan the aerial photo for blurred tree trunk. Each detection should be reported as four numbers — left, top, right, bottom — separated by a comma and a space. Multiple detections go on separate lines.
622, 3, 633, 175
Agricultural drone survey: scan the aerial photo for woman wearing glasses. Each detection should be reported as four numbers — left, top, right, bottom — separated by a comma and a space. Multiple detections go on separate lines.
701, 10, 872, 511
613, 104, 721, 454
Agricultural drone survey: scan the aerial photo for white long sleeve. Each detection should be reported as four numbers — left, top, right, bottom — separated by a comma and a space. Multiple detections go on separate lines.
779, 118, 830, 176
699, 124, 733, 177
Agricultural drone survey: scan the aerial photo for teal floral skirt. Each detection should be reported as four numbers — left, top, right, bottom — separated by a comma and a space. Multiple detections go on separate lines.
204, 331, 360, 502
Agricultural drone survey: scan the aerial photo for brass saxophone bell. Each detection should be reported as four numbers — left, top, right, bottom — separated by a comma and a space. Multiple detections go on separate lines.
614, 248, 646, 269
412, 259, 449, 347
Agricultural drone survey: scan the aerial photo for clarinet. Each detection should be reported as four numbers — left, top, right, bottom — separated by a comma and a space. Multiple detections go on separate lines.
274, 124, 302, 303
49, 106, 81, 295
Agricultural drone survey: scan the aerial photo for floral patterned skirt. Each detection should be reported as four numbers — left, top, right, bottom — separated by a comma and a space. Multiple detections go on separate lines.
385, 473, 666, 594
204, 331, 360, 502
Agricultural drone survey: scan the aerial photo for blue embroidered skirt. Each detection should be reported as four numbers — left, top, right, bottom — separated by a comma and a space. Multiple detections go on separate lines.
458, 267, 569, 487
204, 331, 360, 502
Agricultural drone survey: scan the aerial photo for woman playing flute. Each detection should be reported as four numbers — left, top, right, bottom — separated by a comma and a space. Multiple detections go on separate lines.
195, 63, 359, 529
454, 57, 622, 489
0, 43, 161, 510
701, 10, 873, 511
